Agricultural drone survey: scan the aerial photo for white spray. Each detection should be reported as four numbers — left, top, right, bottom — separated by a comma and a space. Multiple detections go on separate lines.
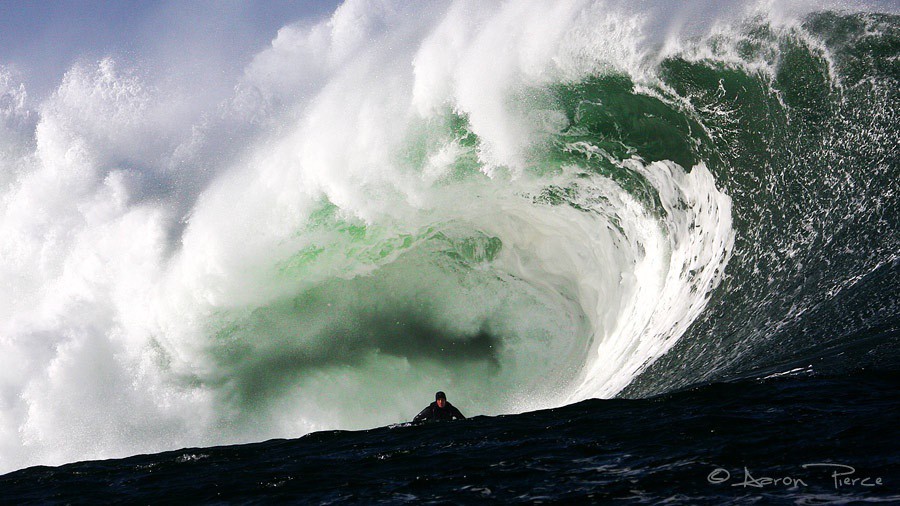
0, 0, 761, 472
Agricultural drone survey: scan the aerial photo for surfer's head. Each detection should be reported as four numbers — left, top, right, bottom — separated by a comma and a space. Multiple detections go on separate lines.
435, 391, 446, 408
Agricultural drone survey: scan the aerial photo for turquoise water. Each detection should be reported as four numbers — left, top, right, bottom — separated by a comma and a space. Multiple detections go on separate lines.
0, 3, 897, 475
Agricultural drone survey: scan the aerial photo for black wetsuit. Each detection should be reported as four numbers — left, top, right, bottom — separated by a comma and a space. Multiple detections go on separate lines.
413, 401, 466, 422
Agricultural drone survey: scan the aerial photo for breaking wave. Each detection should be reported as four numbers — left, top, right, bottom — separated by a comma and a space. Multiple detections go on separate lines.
1, 0, 897, 472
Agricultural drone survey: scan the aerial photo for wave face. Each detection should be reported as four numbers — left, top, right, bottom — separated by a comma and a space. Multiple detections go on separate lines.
0, 1, 897, 471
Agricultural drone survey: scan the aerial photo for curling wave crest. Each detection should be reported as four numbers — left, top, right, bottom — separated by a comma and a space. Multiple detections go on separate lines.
3, 0, 898, 473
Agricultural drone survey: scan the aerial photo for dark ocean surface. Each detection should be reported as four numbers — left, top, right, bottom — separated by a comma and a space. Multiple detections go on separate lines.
2, 369, 897, 504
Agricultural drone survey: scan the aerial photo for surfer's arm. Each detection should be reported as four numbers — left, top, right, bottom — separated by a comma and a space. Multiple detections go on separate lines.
451, 406, 466, 420
413, 406, 431, 423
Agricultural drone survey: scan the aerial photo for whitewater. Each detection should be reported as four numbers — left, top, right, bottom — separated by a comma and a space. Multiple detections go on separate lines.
1, 0, 897, 474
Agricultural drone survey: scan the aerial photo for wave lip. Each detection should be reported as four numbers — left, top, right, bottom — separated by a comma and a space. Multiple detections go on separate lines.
1, 0, 898, 474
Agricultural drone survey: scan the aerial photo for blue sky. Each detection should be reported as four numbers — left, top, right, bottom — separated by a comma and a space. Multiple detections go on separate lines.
0, 0, 341, 98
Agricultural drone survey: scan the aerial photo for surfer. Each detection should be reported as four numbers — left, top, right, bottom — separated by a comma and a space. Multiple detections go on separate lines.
413, 391, 466, 422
